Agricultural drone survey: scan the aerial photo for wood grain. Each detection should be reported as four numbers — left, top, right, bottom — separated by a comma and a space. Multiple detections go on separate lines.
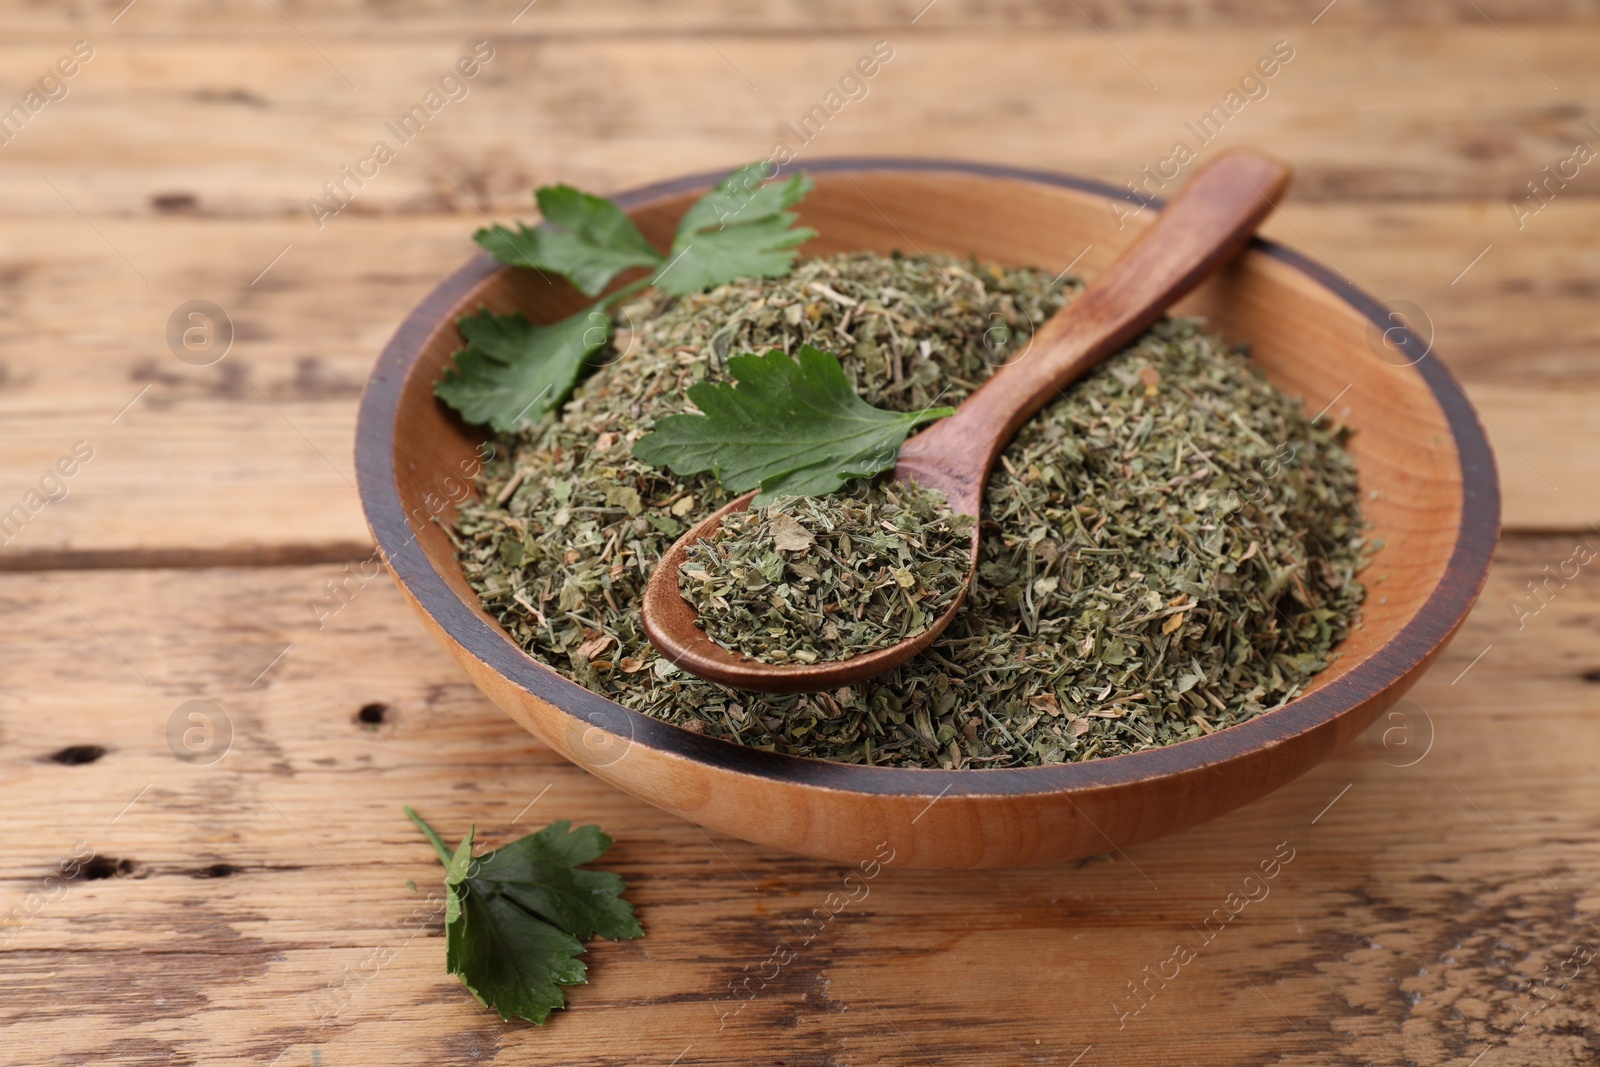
2, 0, 1598, 1061
1, 537, 1595, 1065
9, 0, 1600, 37
0, 27, 1597, 218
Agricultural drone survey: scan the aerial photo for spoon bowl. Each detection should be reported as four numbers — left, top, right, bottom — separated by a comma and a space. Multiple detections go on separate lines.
641, 487, 978, 692
642, 150, 1294, 692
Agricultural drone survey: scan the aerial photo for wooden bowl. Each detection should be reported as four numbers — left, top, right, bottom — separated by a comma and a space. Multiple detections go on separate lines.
355, 159, 1499, 869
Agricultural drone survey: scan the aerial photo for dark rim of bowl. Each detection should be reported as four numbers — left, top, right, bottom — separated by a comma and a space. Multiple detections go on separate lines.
355, 157, 1500, 799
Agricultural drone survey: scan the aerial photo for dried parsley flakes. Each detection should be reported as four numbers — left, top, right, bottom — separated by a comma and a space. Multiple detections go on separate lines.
453, 250, 1366, 769
679, 480, 972, 664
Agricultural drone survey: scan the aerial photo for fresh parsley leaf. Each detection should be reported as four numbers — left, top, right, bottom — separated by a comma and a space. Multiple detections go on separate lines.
653, 164, 816, 296
434, 305, 610, 432
475, 185, 664, 297
632, 345, 955, 504
438, 164, 816, 432
673, 162, 807, 236
406, 807, 642, 1025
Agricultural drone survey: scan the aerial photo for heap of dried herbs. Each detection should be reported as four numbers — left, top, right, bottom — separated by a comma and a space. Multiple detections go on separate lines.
452, 250, 1367, 769
679, 480, 972, 664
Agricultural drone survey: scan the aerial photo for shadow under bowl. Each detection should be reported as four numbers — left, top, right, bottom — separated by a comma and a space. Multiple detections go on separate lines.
355, 159, 1499, 869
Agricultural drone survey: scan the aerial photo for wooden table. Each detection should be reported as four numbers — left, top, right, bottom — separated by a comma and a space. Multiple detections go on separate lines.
3, 4, 1598, 1064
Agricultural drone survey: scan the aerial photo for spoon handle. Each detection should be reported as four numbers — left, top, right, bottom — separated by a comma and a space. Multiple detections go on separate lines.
896, 148, 1293, 513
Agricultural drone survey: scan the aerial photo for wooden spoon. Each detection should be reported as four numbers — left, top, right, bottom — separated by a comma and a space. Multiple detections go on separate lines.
642, 148, 1293, 693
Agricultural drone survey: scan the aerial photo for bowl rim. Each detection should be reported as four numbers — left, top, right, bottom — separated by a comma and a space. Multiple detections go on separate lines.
355, 156, 1500, 799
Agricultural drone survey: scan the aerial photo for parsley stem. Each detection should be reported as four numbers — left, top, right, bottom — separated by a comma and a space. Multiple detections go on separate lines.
404, 806, 455, 866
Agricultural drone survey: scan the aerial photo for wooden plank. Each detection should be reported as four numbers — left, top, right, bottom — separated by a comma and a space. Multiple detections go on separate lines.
1476, 385, 1600, 534
1, 534, 1596, 1065
0, 190, 1594, 567
0, 27, 1596, 218
7, 203, 1593, 391
6, 0, 1599, 38
0, 189, 1593, 575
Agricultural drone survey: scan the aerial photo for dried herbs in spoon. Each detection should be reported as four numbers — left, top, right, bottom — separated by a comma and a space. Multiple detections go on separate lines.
678, 479, 972, 664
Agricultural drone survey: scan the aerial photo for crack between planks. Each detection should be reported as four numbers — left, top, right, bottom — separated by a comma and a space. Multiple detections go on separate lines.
0, 541, 377, 574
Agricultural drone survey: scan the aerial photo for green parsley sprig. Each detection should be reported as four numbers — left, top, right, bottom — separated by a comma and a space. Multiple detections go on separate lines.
436, 163, 816, 433
405, 806, 642, 1025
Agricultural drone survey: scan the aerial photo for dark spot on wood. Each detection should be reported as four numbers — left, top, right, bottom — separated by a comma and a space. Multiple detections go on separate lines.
128, 357, 249, 402
151, 192, 198, 213
291, 356, 364, 399
431, 1023, 508, 1063
233, 319, 272, 342
74, 856, 139, 881
198, 863, 236, 878
80, 1039, 192, 1064
1583, 668, 1600, 683
358, 703, 389, 725
49, 744, 106, 765
192, 87, 267, 107
0, 360, 28, 391
1454, 130, 1516, 163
